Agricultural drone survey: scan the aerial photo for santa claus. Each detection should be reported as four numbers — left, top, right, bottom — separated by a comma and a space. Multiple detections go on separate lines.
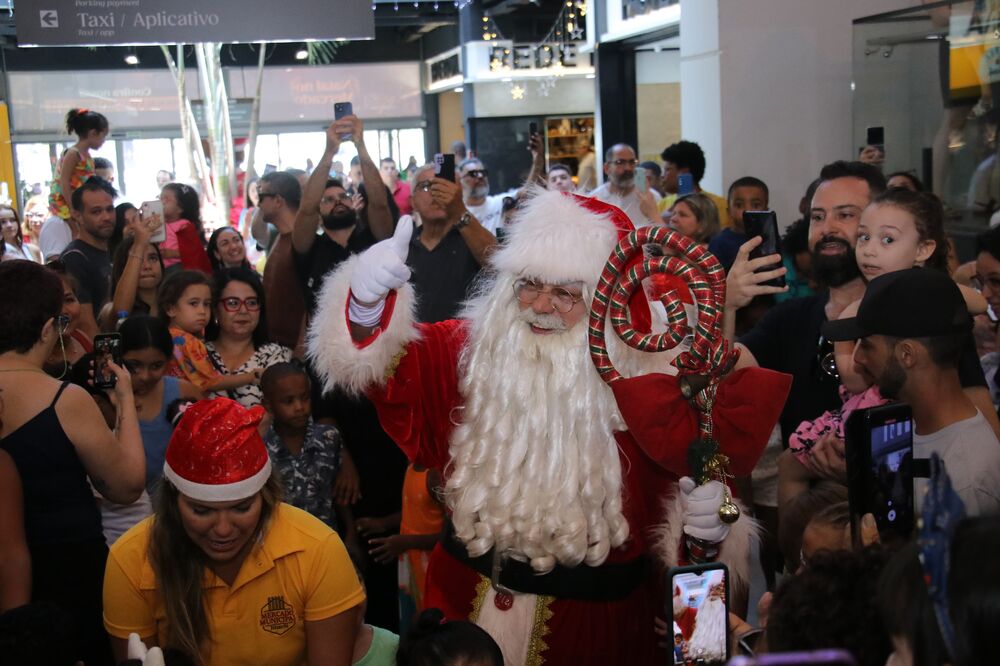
308, 188, 788, 664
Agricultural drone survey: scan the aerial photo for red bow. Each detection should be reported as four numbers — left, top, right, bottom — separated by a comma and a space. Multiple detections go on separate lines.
612, 367, 792, 478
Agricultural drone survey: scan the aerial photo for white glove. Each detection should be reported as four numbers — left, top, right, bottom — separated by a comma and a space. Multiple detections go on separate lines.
350, 216, 413, 305
127, 633, 166, 666
679, 476, 731, 543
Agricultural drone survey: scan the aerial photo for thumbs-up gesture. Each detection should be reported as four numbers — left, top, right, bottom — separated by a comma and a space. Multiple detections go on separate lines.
350, 216, 414, 305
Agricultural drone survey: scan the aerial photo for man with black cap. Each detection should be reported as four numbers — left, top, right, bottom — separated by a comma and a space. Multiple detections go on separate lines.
824, 268, 1000, 515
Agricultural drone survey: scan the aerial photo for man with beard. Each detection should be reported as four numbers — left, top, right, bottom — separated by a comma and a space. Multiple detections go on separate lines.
405, 162, 497, 323
589, 143, 660, 228
457, 157, 519, 235
60, 177, 117, 337
723, 160, 883, 447
290, 114, 408, 632
306, 188, 788, 663
823, 268, 1000, 515
292, 114, 393, 314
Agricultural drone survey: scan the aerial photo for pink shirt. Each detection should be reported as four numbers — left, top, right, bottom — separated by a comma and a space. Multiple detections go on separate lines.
393, 180, 412, 216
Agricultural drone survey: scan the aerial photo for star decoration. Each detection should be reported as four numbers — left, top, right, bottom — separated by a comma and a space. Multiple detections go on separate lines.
510, 84, 526, 100
536, 78, 557, 96
570, 27, 584, 40
490, 59, 502, 71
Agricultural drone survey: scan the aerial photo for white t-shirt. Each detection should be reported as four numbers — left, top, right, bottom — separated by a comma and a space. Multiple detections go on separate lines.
914, 409, 1000, 516
589, 183, 660, 228
39, 215, 72, 261
465, 190, 516, 236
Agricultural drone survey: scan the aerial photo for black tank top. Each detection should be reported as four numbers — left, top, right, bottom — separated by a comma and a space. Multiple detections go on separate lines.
1, 382, 104, 546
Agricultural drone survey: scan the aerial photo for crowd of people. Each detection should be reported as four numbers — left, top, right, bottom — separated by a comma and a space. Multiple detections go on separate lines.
0, 103, 999, 666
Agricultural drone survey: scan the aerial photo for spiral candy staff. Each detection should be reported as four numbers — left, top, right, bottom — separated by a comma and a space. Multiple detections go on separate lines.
587, 224, 738, 384
588, 224, 743, 522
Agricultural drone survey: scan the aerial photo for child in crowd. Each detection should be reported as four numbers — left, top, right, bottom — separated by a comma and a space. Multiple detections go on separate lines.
158, 182, 212, 274
159, 270, 259, 394
396, 608, 503, 666
48, 109, 108, 225
779, 189, 985, 505
260, 363, 353, 534
708, 176, 769, 272
350, 565, 400, 666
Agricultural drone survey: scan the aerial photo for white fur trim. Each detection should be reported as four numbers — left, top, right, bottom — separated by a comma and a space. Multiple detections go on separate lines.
163, 458, 271, 503
305, 254, 421, 396
476, 590, 538, 666
491, 186, 620, 288
652, 484, 761, 591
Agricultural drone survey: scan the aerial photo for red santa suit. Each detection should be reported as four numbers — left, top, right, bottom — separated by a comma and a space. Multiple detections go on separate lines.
307, 190, 790, 665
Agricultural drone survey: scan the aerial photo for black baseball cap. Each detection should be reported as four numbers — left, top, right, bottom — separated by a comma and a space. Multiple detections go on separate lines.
822, 268, 972, 341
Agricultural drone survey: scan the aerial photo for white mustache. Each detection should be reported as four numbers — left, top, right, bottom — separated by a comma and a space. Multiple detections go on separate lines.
516, 308, 568, 331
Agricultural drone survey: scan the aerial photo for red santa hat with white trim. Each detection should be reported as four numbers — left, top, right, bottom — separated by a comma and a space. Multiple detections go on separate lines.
493, 186, 651, 331
163, 397, 271, 502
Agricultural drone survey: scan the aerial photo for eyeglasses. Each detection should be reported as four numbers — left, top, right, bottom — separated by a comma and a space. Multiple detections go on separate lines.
610, 159, 638, 167
321, 193, 352, 205
816, 335, 839, 380
220, 297, 261, 312
513, 278, 583, 313
414, 180, 434, 193
463, 169, 488, 179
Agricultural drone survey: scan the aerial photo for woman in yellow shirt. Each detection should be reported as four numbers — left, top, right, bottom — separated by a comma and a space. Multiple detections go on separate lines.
103, 397, 365, 665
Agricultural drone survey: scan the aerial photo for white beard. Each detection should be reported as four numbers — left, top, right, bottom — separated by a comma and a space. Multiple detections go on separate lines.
687, 597, 727, 661
445, 273, 663, 573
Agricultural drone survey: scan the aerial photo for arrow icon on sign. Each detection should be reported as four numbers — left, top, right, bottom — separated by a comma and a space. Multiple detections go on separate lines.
40, 10, 59, 28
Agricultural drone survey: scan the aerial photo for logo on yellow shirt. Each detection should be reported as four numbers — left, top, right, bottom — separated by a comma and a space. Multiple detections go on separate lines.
260, 595, 297, 635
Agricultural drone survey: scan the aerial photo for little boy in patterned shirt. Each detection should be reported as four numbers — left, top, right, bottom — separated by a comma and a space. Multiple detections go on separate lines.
261, 362, 346, 531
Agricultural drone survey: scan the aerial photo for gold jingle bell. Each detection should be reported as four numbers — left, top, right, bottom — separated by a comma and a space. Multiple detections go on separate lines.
718, 499, 741, 524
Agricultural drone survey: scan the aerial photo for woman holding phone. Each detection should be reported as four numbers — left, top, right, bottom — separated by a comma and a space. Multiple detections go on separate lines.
102, 211, 164, 330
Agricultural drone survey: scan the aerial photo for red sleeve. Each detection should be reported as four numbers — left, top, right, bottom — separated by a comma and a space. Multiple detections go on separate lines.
367, 319, 468, 471
611, 367, 792, 478
175, 222, 213, 274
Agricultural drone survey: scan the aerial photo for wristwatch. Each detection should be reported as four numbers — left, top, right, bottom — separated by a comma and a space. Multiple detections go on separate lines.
455, 211, 474, 230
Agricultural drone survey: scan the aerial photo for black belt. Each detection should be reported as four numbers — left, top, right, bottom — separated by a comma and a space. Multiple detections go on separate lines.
440, 521, 649, 602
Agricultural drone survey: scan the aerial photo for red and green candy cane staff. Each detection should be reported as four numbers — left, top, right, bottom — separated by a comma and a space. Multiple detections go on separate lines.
588, 224, 743, 524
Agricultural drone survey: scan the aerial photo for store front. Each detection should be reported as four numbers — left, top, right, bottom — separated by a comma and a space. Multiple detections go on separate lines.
7, 62, 426, 220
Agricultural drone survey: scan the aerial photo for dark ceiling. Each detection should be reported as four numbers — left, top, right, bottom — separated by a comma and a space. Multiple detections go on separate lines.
0, 0, 567, 70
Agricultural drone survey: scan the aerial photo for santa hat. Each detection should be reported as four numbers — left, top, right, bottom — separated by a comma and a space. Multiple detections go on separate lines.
163, 397, 272, 502
493, 187, 651, 330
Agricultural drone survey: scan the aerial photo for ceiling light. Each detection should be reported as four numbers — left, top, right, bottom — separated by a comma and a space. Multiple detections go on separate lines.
454, 87, 464, 92
124, 54, 139, 65
295, 49, 308, 60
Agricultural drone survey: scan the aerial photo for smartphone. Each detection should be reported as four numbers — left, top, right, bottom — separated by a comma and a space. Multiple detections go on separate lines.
434, 153, 456, 182
743, 211, 785, 288
634, 165, 648, 194
334, 101, 354, 140
263, 163, 277, 175
728, 650, 856, 665
846, 402, 915, 543
677, 173, 695, 196
93, 333, 122, 390
529, 121, 539, 136
668, 563, 729, 665
140, 200, 166, 244
866, 126, 885, 154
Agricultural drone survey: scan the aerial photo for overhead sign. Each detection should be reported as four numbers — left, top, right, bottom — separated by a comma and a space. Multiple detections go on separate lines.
15, 0, 374, 46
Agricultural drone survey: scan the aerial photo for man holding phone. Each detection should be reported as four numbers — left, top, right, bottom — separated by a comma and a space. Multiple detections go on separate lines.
824, 268, 1000, 516
658, 140, 731, 228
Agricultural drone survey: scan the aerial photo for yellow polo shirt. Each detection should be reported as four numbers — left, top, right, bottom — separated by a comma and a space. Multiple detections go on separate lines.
657, 190, 732, 229
104, 503, 365, 665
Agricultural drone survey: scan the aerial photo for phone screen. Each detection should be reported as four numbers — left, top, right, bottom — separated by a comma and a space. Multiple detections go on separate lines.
868, 414, 914, 535
677, 173, 695, 196
866, 126, 885, 148
634, 165, 648, 194
93, 334, 122, 389
529, 121, 539, 136
669, 566, 729, 665
743, 211, 785, 288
